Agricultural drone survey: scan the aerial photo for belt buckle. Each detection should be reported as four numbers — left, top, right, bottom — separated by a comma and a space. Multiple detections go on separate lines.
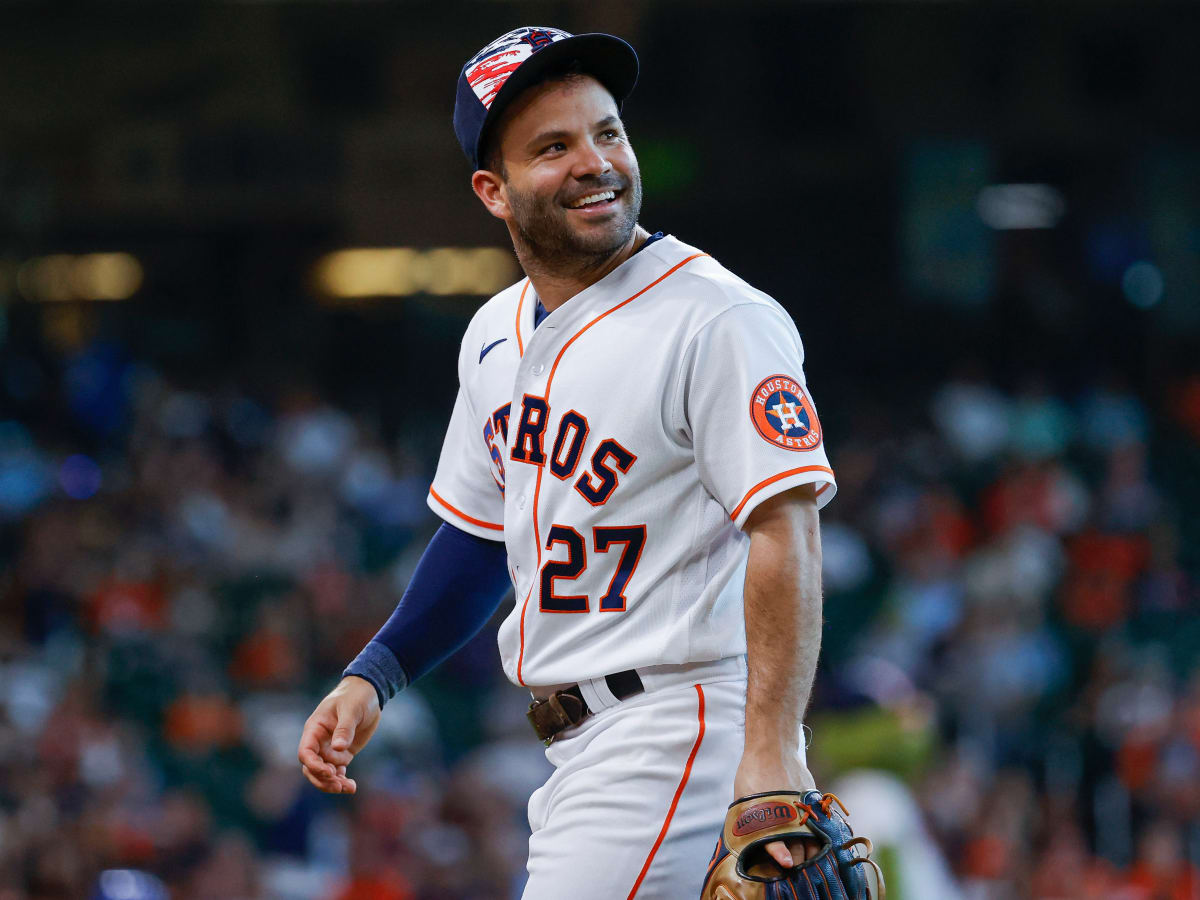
527, 690, 584, 745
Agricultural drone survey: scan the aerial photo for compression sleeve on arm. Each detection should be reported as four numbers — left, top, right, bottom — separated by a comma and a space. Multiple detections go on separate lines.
342, 522, 510, 708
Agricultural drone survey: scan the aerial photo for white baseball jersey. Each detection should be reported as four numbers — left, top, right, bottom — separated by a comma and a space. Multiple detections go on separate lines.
427, 234, 836, 688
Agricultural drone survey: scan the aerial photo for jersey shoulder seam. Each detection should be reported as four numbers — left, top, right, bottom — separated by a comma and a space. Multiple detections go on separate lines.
680, 296, 800, 364
671, 258, 791, 316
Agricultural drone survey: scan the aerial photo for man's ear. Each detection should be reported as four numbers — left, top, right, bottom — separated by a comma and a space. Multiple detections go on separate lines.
471, 169, 509, 221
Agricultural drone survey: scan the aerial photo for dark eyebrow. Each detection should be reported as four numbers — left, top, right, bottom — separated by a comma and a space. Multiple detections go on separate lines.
528, 116, 621, 150
528, 128, 570, 149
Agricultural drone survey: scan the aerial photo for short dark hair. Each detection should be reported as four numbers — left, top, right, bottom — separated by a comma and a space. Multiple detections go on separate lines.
478, 60, 592, 178
479, 130, 506, 178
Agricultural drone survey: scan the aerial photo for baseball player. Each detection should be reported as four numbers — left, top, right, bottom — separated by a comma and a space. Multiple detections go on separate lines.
299, 27, 881, 899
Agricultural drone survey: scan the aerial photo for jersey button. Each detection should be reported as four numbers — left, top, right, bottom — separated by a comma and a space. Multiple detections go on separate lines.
531, 363, 544, 375
517, 495, 526, 509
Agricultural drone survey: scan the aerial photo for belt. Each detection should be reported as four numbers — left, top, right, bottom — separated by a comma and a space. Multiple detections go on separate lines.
526, 669, 644, 744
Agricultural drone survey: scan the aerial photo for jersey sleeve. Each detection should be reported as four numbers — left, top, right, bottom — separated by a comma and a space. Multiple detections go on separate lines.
427, 341, 507, 541
683, 302, 836, 529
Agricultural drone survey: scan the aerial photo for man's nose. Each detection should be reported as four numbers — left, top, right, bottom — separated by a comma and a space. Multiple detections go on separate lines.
571, 141, 613, 179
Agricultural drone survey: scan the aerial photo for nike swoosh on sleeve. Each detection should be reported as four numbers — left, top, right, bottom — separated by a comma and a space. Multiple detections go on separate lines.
479, 338, 507, 363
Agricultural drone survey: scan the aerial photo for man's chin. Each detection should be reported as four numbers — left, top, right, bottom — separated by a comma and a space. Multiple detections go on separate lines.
516, 206, 636, 264
564, 216, 635, 254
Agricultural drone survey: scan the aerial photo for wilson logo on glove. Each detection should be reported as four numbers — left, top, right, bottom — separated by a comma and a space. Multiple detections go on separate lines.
733, 802, 797, 836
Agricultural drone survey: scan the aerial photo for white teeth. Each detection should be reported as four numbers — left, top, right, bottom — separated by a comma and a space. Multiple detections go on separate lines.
569, 191, 616, 208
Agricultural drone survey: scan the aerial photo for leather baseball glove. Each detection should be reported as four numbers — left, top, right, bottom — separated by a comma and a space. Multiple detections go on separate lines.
700, 790, 884, 900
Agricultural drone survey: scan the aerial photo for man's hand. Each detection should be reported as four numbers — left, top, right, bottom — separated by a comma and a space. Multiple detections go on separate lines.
734, 753, 821, 869
297, 676, 381, 794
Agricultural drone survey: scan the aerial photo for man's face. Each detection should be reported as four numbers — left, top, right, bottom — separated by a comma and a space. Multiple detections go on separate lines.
491, 74, 642, 265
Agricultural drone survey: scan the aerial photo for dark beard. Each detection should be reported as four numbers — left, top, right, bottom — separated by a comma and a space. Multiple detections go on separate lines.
508, 173, 643, 275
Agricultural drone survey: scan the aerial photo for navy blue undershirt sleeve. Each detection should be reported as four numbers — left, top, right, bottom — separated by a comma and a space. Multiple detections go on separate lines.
343, 522, 510, 707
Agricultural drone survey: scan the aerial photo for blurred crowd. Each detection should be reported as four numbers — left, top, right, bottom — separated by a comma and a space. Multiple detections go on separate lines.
1, 336, 1198, 899
815, 367, 1200, 899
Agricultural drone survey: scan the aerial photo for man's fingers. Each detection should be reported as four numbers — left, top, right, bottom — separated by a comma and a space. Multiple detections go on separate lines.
762, 836, 821, 870
330, 720, 356, 753
298, 724, 340, 778
329, 698, 362, 760
298, 691, 371, 792
301, 764, 339, 792
795, 837, 822, 862
298, 713, 336, 767
297, 742, 335, 777
301, 764, 357, 794
765, 839, 794, 869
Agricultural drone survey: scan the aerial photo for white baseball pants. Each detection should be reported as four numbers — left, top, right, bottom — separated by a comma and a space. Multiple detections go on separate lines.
522, 658, 767, 900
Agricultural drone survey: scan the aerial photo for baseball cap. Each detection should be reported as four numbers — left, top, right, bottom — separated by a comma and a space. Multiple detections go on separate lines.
454, 26, 639, 171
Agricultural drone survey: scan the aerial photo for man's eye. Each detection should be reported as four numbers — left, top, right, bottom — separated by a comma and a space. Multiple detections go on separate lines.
601, 129, 619, 140
542, 142, 566, 155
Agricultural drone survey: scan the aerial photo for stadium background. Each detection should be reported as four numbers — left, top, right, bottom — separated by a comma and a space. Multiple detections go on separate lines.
2, 2, 1199, 897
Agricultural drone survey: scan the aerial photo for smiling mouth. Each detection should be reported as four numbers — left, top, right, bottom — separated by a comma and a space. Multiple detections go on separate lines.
566, 189, 621, 210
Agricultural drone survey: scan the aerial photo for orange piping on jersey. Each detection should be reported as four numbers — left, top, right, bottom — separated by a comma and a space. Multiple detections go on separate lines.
515, 280, 530, 357
626, 683, 706, 899
515, 461, 546, 685
729, 465, 836, 522
428, 488, 504, 531
515, 584, 534, 686
514, 253, 707, 686
544, 253, 707, 389
531, 464, 544, 565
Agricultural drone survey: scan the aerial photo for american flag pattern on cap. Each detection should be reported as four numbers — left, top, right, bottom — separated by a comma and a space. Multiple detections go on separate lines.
453, 26, 637, 170
464, 27, 572, 109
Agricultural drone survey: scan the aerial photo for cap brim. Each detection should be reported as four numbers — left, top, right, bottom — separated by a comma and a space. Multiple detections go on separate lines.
475, 32, 639, 170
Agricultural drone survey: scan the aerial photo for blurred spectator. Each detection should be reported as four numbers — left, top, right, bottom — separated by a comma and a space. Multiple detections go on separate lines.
1123, 820, 1200, 900
1, 333, 1197, 898
931, 371, 1012, 464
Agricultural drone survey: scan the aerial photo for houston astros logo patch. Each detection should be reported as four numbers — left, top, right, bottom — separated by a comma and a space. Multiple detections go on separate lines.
750, 374, 822, 451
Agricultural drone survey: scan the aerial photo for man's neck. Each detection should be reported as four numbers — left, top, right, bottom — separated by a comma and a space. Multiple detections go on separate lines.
518, 226, 651, 312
